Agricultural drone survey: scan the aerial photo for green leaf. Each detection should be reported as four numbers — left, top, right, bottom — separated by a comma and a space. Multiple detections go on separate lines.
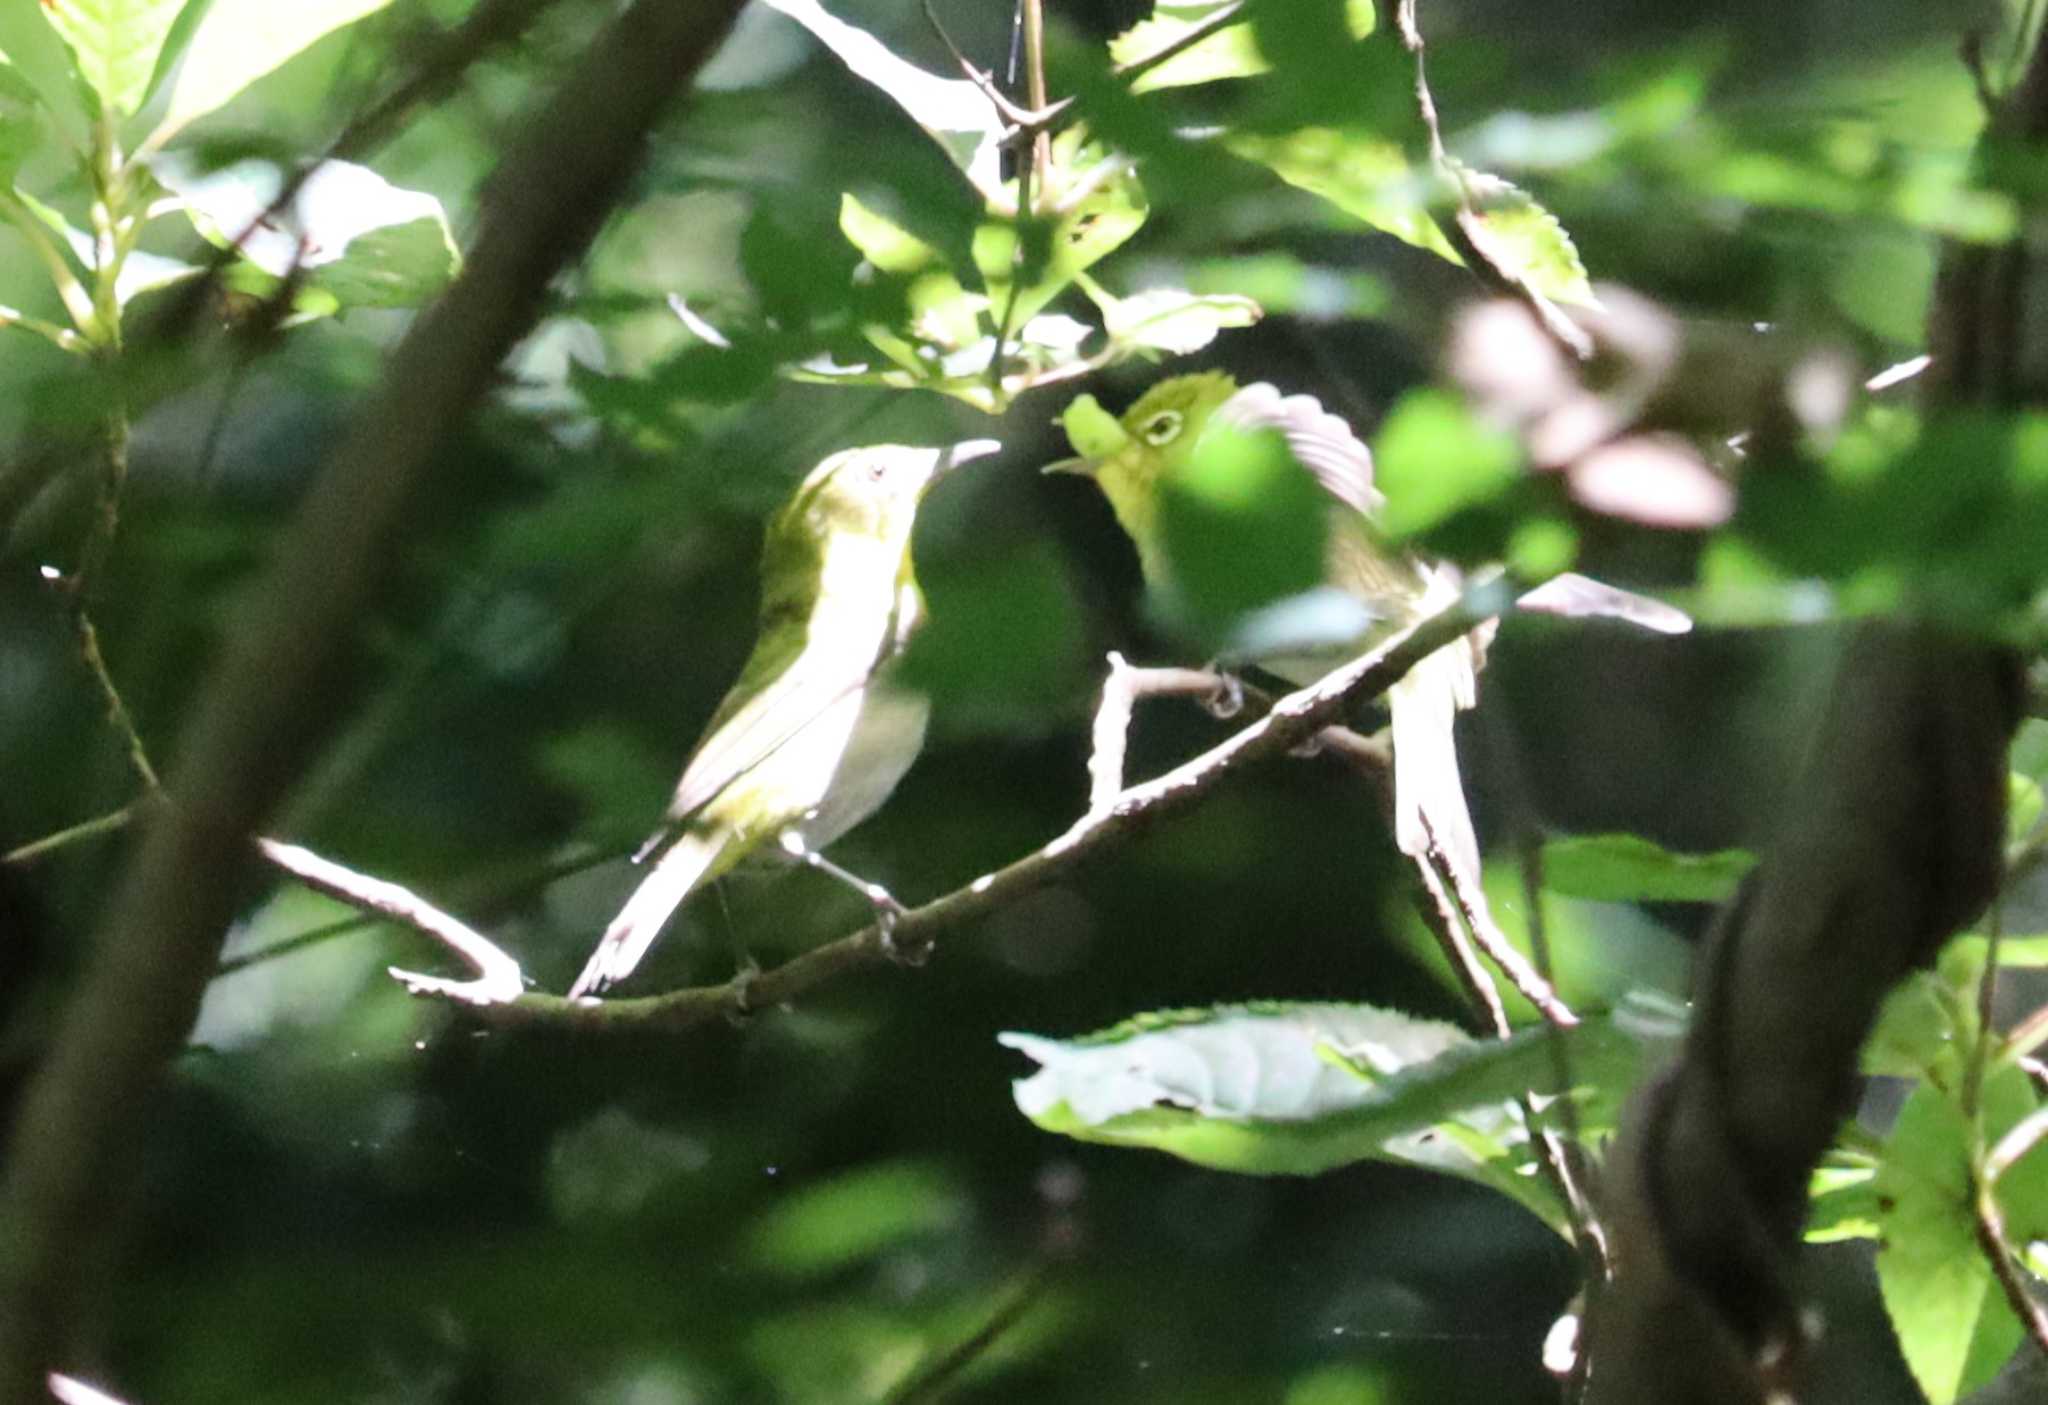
761, 0, 1003, 198
2008, 771, 2044, 849
1371, 389, 1522, 540
39, 0, 186, 118
1874, 1083, 2024, 1403
0, 50, 49, 182
1057, 393, 1128, 459
1096, 285, 1261, 355
741, 1160, 968, 1281
1230, 127, 1455, 258
155, 155, 460, 311
1539, 833, 1756, 904
1863, 971, 1965, 1081
1159, 421, 1330, 635
1453, 167, 1599, 310
143, 0, 396, 151
979, 143, 1148, 330
1806, 1160, 1881, 1243
838, 192, 939, 274
14, 183, 199, 305
1000, 1002, 1651, 1230
1109, 0, 1376, 94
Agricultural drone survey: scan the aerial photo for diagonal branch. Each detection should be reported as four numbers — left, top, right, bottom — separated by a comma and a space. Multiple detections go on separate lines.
397, 580, 1510, 1032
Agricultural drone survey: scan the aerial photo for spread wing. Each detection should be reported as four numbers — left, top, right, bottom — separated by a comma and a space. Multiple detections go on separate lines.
1212, 381, 1384, 516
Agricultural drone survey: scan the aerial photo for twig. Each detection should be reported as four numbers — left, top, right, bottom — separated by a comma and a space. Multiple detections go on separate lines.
255, 839, 525, 1005
399, 582, 1508, 1030
1421, 819, 1577, 1027
1975, 1176, 2048, 1357
1112, 0, 1247, 85
1411, 847, 1510, 1034
885, 1244, 1066, 1405
1386, 1, 1592, 360
1965, 889, 2006, 1117
68, 610, 160, 795
1, 802, 150, 867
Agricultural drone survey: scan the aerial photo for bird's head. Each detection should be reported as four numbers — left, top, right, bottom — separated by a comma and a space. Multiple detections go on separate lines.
1047, 372, 1242, 562
782, 439, 1001, 559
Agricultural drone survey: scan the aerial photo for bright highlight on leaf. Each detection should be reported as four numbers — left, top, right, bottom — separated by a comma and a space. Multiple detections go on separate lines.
1539, 833, 1756, 904
143, 0, 398, 152
1371, 389, 1523, 540
39, 0, 185, 118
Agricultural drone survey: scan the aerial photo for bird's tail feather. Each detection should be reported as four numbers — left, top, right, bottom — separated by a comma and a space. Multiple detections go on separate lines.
1389, 643, 1482, 889
569, 827, 734, 998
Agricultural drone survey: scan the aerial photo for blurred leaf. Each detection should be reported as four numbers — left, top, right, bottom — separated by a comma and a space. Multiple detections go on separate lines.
1806, 1160, 1881, 1243
14, 183, 200, 304
1875, 1080, 2024, 1403
1095, 284, 1261, 355
0, 50, 49, 181
143, 0, 396, 151
762, 0, 1002, 198
901, 543, 1090, 736
1110, 0, 1378, 95
1111, 1, 1270, 93
1057, 392, 1127, 459
2008, 771, 2044, 849
1863, 971, 1965, 1081
1159, 422, 1329, 634
1540, 833, 1755, 904
154, 154, 459, 310
1371, 389, 1521, 540
742, 1160, 968, 1280
839, 191, 939, 274
39, 0, 184, 117
980, 142, 1148, 330
545, 1108, 711, 1224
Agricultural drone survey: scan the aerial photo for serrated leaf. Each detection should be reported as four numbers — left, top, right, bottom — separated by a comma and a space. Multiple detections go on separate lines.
999, 1002, 1649, 1231
143, 0, 396, 151
39, 0, 186, 117
1874, 1083, 2024, 1403
1540, 833, 1757, 904
154, 154, 459, 310
1099, 286, 1261, 354
762, 0, 1002, 198
1454, 167, 1598, 310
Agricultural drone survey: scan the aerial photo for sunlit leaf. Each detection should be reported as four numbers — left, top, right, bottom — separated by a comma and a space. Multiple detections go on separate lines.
1806, 1160, 1881, 1243
838, 191, 939, 274
1454, 167, 1598, 310
1874, 1081, 2024, 1403
143, 0, 398, 151
155, 154, 459, 311
1001, 1001, 1646, 1227
1540, 833, 1755, 904
1096, 285, 1261, 354
1160, 422, 1329, 637
1230, 127, 1453, 257
1109, 0, 1377, 94
39, 0, 184, 117
761, 0, 1003, 198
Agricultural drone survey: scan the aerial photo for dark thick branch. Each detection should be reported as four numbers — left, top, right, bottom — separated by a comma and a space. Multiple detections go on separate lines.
0, 1, 749, 1396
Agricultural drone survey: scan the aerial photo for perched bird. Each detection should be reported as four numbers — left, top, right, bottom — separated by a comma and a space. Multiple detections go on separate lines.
569, 438, 999, 998
1049, 372, 1687, 888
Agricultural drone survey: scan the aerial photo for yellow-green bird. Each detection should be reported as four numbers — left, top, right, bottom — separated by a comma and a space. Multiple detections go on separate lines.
569, 438, 999, 998
1051, 372, 1687, 887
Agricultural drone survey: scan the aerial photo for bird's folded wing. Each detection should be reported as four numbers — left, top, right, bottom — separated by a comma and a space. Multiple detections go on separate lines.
1212, 381, 1384, 516
664, 623, 888, 824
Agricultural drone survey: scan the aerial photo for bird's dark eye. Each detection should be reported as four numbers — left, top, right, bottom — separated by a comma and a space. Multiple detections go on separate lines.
1140, 410, 1183, 446
865, 460, 888, 482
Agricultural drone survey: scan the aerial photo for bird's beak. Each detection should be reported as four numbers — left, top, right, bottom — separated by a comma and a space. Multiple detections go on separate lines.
937, 439, 1003, 476
1040, 455, 1097, 477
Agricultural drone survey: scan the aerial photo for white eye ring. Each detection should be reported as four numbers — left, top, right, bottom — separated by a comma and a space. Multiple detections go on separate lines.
1140, 410, 1183, 446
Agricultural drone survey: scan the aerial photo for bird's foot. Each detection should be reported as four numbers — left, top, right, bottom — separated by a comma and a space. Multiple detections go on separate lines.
1201, 669, 1245, 720
725, 954, 762, 1026
781, 834, 922, 962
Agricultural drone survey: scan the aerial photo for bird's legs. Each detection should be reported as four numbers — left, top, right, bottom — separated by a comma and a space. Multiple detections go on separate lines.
777, 832, 911, 958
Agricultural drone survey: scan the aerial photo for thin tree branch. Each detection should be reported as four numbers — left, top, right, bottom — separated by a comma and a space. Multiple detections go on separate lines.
0, 2, 751, 1396
1975, 1177, 2048, 1358
398, 581, 1509, 1031
2, 802, 149, 867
